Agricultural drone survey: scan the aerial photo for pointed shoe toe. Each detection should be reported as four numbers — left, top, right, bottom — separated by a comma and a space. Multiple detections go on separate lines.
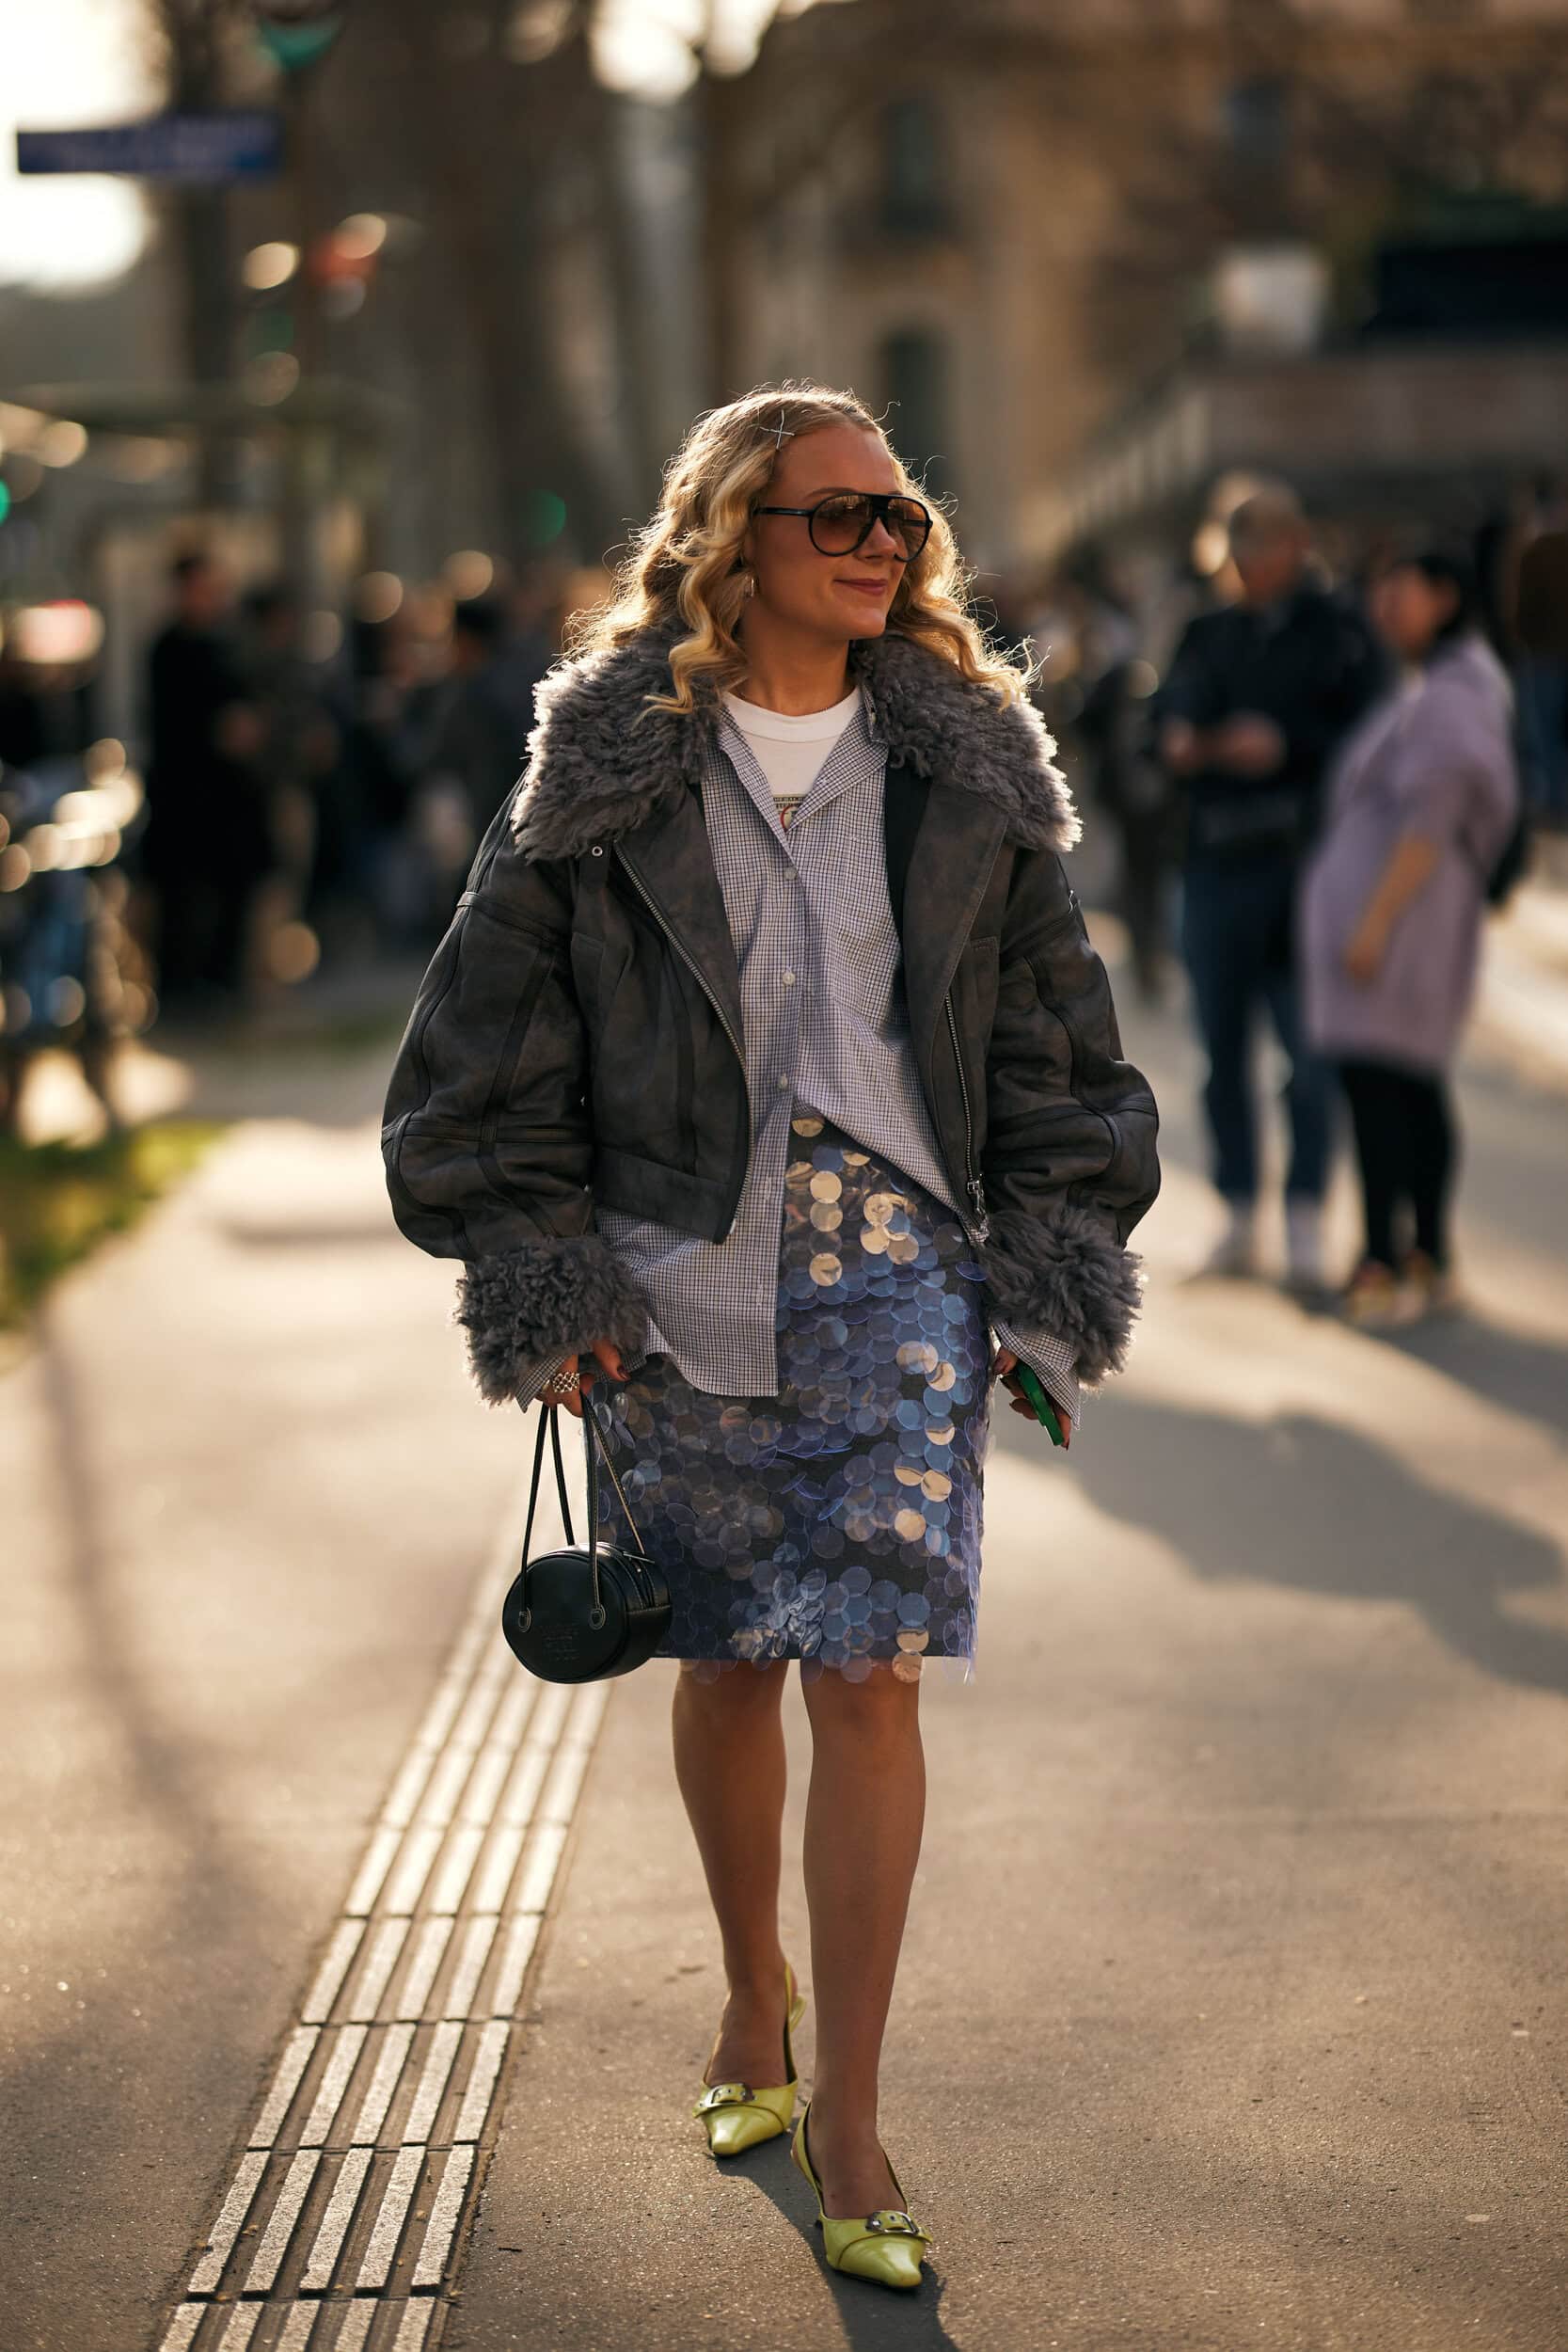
694, 2078, 795, 2155
833, 2227, 927, 2290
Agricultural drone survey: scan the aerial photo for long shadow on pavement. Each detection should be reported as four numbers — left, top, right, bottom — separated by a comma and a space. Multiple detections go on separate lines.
5, 1314, 278, 2352
995, 1396, 1568, 1698
1363, 1308, 1568, 1441
709, 2138, 965, 2352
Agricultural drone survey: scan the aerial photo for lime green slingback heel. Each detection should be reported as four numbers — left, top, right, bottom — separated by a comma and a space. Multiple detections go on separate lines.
692, 1959, 808, 2157
791, 2100, 932, 2289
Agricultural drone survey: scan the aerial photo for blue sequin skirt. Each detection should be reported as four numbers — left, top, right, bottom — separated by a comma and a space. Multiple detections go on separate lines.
585, 1109, 991, 1681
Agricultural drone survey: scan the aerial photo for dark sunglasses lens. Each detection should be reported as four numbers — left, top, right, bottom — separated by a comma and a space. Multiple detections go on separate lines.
811, 495, 929, 556
811, 494, 874, 552
886, 499, 929, 555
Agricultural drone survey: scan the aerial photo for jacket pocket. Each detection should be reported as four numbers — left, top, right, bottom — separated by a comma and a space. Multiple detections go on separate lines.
955, 933, 1001, 1043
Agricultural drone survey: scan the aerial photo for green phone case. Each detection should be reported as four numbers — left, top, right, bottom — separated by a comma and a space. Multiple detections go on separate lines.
1012, 1362, 1067, 1446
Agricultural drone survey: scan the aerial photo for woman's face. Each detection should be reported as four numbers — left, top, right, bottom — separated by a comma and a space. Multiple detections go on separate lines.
740, 422, 909, 644
1373, 564, 1459, 661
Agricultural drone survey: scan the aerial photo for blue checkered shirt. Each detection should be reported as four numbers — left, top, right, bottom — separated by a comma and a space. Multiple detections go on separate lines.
512, 684, 1082, 1425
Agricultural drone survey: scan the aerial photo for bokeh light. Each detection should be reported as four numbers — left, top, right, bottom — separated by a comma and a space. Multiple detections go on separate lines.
245, 352, 302, 405
444, 550, 496, 599
304, 611, 343, 663
524, 491, 568, 548
38, 421, 87, 468
355, 571, 404, 624
336, 214, 388, 262
243, 241, 301, 291
267, 922, 322, 984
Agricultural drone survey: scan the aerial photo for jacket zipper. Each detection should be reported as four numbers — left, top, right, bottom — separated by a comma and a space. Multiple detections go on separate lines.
612, 847, 752, 1234
943, 989, 990, 1241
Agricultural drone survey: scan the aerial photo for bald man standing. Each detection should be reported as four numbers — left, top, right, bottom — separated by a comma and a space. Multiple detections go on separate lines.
1157, 491, 1384, 1291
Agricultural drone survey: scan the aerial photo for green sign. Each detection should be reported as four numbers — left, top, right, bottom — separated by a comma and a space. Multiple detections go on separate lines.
252, 3, 343, 71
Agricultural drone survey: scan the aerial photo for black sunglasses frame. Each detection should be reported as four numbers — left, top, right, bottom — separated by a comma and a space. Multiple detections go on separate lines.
750, 490, 933, 562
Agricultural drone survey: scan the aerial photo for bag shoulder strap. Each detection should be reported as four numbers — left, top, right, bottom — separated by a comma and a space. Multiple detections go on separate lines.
882, 755, 929, 937
516, 1398, 646, 1613
520, 1400, 575, 1565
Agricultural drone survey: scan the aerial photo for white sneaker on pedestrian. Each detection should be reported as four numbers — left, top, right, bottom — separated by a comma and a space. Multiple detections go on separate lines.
1194, 1202, 1259, 1280
1284, 1199, 1329, 1297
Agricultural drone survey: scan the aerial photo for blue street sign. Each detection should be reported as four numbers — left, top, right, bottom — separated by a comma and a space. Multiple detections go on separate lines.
16, 113, 283, 183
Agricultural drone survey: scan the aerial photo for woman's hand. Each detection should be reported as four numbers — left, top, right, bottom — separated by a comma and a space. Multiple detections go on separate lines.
991, 1347, 1072, 1447
542, 1337, 628, 1418
1343, 914, 1389, 985
1212, 712, 1287, 777
1345, 834, 1440, 985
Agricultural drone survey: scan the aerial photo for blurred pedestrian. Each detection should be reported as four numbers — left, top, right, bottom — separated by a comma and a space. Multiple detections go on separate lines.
141, 553, 272, 1013
241, 583, 341, 946
1157, 488, 1383, 1289
1513, 476, 1568, 828
384, 384, 1159, 2280
312, 613, 428, 950
1301, 550, 1519, 1324
1073, 569, 1175, 1003
427, 594, 548, 848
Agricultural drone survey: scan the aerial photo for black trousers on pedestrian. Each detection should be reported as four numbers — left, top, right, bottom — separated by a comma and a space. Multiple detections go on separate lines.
1338, 1059, 1457, 1273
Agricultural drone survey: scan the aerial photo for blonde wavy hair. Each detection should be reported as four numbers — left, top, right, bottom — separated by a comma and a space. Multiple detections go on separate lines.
566, 381, 1037, 720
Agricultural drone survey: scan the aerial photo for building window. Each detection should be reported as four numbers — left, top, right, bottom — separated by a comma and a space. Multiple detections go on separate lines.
880, 327, 953, 502
879, 94, 949, 238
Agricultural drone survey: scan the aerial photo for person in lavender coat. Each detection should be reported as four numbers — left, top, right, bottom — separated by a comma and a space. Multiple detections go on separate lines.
1301, 550, 1519, 1324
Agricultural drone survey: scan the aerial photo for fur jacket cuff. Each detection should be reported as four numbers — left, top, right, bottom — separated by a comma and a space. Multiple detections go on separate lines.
455, 1234, 647, 1405
979, 1200, 1143, 1389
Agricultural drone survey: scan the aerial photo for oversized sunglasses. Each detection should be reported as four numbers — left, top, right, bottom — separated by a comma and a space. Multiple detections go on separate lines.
751, 490, 932, 561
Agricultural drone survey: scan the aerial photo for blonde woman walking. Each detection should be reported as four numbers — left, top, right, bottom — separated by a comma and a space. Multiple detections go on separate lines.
384, 385, 1159, 2287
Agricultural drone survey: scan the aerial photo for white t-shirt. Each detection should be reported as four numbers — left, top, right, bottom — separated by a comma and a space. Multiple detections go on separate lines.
720, 682, 862, 823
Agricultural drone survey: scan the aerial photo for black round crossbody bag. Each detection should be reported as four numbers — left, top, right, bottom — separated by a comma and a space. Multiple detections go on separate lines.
500, 1401, 670, 1683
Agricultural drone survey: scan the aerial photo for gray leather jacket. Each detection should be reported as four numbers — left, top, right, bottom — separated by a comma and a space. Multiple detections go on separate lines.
382, 617, 1160, 1404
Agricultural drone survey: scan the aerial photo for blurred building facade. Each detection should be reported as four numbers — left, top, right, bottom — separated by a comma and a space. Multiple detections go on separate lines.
736, 0, 1568, 577
6, 0, 1568, 654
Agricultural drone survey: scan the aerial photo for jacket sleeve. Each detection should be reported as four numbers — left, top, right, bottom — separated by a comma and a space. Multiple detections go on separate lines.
977, 846, 1160, 1387
1390, 665, 1520, 865
381, 801, 646, 1405
1152, 614, 1226, 733
1287, 604, 1388, 779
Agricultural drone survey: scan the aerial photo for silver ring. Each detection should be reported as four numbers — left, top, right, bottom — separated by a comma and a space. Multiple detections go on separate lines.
545, 1369, 581, 1397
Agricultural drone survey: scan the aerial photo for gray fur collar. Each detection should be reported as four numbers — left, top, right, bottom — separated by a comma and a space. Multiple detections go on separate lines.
511, 615, 1079, 862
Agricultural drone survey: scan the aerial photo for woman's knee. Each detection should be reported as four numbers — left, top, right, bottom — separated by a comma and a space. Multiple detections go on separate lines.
673, 1658, 788, 1716
800, 1659, 922, 1740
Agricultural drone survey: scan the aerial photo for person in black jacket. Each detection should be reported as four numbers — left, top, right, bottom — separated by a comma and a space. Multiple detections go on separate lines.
1157, 489, 1383, 1288
382, 385, 1158, 2282
141, 553, 271, 1010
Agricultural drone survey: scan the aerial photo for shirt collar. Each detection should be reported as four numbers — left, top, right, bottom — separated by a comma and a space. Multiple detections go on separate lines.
715, 677, 886, 843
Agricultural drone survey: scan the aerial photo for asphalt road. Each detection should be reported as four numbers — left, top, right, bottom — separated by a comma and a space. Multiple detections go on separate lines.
5, 985, 1567, 2352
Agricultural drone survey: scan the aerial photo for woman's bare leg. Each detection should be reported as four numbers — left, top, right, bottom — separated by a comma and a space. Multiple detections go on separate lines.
672, 1658, 795, 2085
799, 1660, 926, 2217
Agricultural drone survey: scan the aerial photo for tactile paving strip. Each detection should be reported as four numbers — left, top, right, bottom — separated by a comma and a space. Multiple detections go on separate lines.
155, 1470, 608, 2352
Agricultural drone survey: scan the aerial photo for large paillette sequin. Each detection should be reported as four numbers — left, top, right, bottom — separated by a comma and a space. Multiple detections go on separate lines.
586, 1110, 991, 1680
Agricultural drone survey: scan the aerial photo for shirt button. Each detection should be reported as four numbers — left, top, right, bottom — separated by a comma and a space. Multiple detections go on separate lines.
782, 971, 796, 987
777, 1075, 790, 1090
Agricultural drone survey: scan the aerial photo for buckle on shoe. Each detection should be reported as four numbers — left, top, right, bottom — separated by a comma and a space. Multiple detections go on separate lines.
695, 2081, 753, 2113
864, 2208, 923, 2236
